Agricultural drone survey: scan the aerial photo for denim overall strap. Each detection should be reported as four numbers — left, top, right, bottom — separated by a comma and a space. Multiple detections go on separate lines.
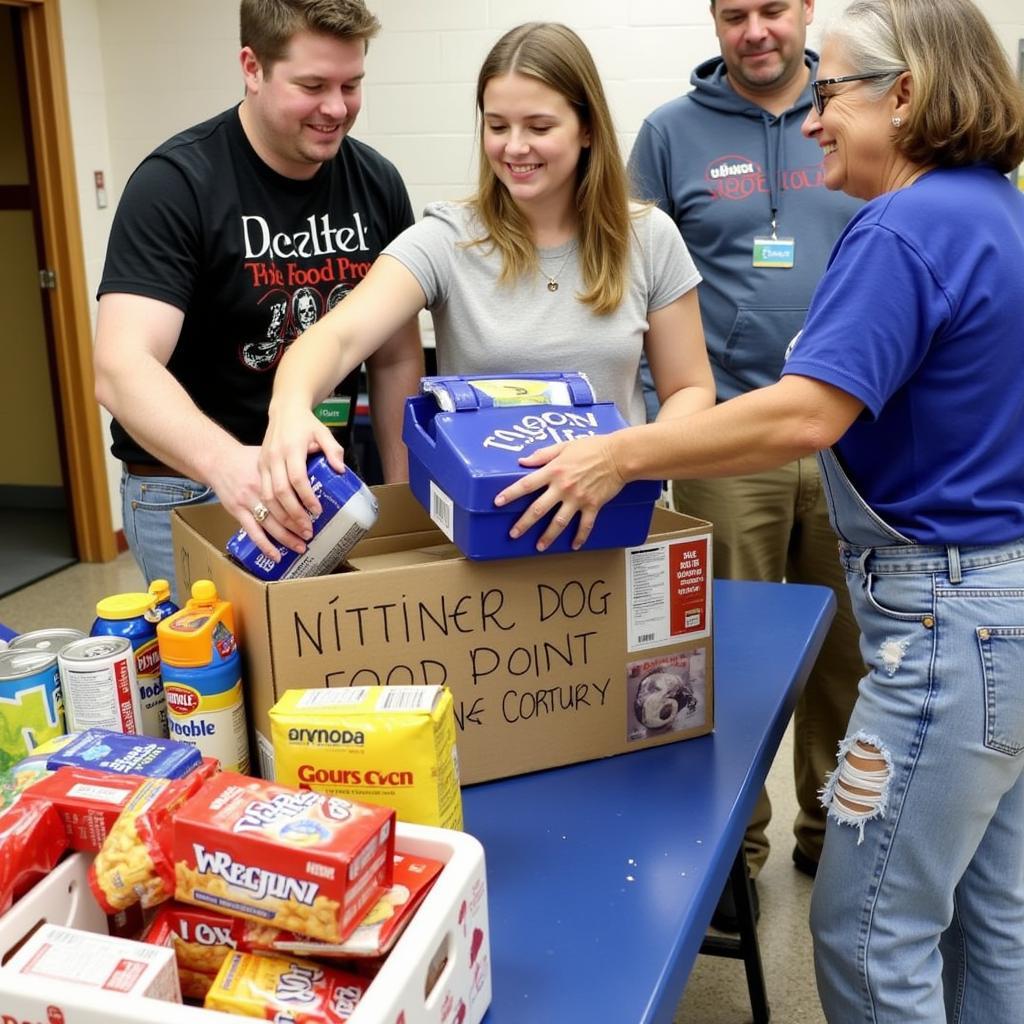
816, 447, 915, 549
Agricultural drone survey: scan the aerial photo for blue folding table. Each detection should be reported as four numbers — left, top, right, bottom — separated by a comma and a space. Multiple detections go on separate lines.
463, 579, 836, 1024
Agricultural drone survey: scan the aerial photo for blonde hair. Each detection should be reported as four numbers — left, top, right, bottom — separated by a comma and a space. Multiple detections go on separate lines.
470, 23, 633, 316
826, 0, 1024, 173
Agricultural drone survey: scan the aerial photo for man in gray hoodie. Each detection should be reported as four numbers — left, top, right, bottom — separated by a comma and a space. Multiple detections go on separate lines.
630, 0, 863, 929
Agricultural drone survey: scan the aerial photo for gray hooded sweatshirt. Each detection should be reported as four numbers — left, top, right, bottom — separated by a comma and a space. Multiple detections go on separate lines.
630, 52, 862, 405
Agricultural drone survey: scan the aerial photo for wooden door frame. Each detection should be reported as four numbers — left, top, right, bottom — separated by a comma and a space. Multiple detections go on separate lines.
3, 0, 116, 561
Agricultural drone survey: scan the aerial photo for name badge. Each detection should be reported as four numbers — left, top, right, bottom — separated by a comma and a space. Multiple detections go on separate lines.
752, 236, 795, 269
313, 395, 352, 428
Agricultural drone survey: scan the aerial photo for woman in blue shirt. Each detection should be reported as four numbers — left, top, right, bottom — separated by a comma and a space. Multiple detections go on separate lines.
502, 1, 1024, 1019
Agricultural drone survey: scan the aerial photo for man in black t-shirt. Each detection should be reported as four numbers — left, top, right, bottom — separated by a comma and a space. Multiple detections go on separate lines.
94, 0, 422, 598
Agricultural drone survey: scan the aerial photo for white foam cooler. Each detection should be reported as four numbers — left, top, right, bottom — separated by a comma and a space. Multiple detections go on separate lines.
0, 823, 491, 1024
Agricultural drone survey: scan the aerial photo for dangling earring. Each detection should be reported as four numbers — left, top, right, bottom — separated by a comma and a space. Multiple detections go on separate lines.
891, 116, 902, 127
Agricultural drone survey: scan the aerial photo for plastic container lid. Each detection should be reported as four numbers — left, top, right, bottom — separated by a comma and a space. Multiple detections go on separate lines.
148, 579, 171, 603
95, 592, 156, 619
156, 580, 234, 667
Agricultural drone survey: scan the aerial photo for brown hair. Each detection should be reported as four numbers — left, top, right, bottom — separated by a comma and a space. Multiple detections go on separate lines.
471, 23, 634, 316
240, 0, 380, 70
826, 0, 1024, 173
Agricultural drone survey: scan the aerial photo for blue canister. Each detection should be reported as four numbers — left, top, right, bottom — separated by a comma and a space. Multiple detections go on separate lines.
91, 591, 168, 737
157, 580, 249, 773
225, 455, 378, 582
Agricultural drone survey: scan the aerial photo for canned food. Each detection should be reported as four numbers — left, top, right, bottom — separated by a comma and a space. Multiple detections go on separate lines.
58, 636, 142, 735
225, 455, 378, 582
0, 648, 65, 770
93, 593, 168, 737
8, 627, 86, 655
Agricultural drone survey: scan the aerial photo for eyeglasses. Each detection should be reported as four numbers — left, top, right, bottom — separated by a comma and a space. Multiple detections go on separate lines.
810, 72, 900, 115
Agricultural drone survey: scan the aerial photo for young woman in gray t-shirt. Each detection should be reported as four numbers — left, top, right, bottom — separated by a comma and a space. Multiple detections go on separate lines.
257, 21, 713, 550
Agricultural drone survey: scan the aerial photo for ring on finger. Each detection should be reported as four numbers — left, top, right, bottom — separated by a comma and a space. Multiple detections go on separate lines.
252, 501, 270, 523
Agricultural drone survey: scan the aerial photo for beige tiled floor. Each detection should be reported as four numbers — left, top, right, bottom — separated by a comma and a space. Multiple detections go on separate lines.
0, 551, 825, 1023
0, 551, 146, 635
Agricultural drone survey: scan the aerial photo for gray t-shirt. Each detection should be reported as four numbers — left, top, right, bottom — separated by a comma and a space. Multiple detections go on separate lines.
382, 201, 701, 425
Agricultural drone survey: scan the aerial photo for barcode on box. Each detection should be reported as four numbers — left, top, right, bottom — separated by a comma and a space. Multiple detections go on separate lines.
637, 632, 655, 644
376, 686, 440, 712
255, 731, 274, 780
429, 481, 454, 540
297, 688, 370, 708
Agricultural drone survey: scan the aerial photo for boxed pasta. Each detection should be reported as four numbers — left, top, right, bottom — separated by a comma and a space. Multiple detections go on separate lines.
205, 950, 368, 1021
143, 904, 257, 1000
2, 923, 181, 1002
88, 759, 219, 914
172, 772, 394, 943
20, 766, 147, 851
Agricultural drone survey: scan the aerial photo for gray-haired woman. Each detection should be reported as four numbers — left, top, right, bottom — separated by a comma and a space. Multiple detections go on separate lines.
499, 2, 1024, 1018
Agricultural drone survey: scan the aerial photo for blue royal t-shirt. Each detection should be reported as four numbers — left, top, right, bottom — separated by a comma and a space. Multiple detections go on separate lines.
783, 164, 1024, 545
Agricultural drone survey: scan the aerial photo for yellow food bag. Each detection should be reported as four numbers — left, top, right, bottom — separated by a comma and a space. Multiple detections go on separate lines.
270, 686, 463, 830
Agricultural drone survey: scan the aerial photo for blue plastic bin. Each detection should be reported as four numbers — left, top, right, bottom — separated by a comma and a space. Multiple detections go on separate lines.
402, 374, 661, 560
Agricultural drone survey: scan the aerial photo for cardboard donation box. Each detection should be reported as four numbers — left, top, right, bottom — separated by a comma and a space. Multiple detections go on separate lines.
172, 484, 714, 785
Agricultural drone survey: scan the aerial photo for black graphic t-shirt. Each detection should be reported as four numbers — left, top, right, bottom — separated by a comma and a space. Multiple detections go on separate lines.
100, 105, 414, 464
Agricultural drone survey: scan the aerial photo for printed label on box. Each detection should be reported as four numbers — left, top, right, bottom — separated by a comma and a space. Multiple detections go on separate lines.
67, 783, 133, 806
625, 646, 709, 742
625, 535, 712, 651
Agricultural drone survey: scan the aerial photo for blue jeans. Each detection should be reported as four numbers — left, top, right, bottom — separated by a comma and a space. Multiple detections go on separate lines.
811, 537, 1024, 1022
120, 469, 215, 604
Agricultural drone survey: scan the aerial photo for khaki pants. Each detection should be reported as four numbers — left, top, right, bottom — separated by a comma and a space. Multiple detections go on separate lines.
673, 456, 864, 875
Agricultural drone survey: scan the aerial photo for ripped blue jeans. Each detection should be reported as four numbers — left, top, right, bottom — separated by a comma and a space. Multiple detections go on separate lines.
811, 538, 1024, 1022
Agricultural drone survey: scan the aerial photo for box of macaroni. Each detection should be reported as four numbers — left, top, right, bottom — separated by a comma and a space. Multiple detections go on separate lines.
270, 685, 462, 830
3, 923, 181, 1003
172, 772, 394, 944
205, 950, 369, 1021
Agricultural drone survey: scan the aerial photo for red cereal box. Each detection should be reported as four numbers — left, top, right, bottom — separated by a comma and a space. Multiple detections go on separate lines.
269, 851, 444, 959
172, 772, 394, 944
20, 767, 146, 851
144, 903, 258, 1000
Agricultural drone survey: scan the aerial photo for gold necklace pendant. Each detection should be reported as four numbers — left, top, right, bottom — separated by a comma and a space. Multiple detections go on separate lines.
540, 244, 574, 293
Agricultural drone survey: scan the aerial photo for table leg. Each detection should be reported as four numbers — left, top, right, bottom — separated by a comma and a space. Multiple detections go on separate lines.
698, 848, 770, 1022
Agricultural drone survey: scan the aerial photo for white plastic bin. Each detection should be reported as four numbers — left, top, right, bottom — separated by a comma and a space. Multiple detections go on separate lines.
0, 823, 491, 1024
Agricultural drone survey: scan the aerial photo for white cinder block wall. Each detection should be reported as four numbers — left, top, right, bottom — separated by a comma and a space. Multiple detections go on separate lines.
56, 0, 1024, 534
